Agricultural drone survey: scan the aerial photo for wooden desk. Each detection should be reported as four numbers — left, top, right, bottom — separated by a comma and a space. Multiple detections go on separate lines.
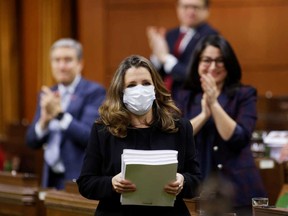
254, 207, 288, 216
0, 171, 40, 216
44, 181, 98, 216
44, 181, 198, 216
44, 190, 98, 216
0, 122, 43, 185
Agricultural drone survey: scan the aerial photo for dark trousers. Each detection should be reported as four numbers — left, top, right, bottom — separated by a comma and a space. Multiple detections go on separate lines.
47, 168, 65, 189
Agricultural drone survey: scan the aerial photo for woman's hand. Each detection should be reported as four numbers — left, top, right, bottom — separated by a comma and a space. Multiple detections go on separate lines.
201, 93, 211, 119
112, 173, 136, 194
200, 73, 236, 140
146, 26, 168, 63
190, 93, 211, 135
200, 73, 219, 106
164, 173, 184, 196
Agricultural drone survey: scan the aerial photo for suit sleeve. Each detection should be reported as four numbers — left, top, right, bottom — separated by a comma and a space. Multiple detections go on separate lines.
77, 123, 118, 200
65, 84, 106, 148
165, 32, 188, 82
167, 24, 219, 82
227, 87, 257, 151
26, 93, 49, 149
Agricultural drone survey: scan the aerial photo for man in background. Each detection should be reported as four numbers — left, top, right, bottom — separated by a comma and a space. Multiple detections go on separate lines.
26, 38, 106, 189
147, 0, 218, 100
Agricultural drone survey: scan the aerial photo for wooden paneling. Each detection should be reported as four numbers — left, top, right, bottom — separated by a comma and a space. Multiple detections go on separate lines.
256, 96, 288, 130
77, 0, 107, 86
20, 0, 41, 123
21, 0, 74, 122
0, 171, 39, 216
45, 190, 97, 216
77, 0, 288, 96
77, 0, 178, 87
105, 0, 177, 86
0, 0, 20, 134
209, 0, 288, 96
44, 181, 199, 216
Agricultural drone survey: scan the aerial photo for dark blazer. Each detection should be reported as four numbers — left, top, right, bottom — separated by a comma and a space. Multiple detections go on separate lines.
77, 118, 201, 216
180, 86, 266, 207
26, 77, 106, 189
164, 23, 218, 98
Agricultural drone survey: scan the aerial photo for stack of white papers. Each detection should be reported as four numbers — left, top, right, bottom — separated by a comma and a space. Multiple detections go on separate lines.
263, 131, 288, 162
264, 131, 288, 147
121, 149, 178, 207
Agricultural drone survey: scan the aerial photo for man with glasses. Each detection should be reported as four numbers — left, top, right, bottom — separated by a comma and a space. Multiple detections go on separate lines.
147, 0, 218, 100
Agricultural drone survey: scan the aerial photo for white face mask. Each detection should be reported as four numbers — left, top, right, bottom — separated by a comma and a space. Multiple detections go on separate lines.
123, 85, 156, 116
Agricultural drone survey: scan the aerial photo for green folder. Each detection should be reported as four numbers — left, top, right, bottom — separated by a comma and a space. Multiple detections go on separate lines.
276, 192, 288, 208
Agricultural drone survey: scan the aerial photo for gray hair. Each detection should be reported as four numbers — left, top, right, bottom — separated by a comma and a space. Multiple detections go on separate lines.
50, 38, 83, 60
177, 0, 210, 7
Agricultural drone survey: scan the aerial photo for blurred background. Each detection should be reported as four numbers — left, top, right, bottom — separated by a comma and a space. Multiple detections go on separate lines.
0, 0, 288, 205
1, 0, 288, 131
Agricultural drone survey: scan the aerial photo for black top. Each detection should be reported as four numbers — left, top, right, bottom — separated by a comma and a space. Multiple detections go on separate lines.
77, 118, 201, 216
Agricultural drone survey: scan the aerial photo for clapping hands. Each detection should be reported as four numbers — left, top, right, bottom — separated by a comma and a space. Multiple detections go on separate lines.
39, 86, 62, 129
146, 26, 169, 63
200, 73, 219, 106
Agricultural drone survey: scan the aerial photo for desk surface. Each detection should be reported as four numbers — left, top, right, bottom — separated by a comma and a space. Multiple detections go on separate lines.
254, 207, 288, 216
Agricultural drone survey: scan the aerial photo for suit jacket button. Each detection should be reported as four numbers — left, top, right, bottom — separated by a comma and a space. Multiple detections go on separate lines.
213, 146, 218, 151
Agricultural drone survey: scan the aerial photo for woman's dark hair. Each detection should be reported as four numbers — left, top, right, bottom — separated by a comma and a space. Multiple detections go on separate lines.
184, 35, 242, 94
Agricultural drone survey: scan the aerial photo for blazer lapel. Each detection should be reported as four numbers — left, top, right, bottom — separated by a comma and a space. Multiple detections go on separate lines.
182, 23, 209, 56
66, 78, 85, 116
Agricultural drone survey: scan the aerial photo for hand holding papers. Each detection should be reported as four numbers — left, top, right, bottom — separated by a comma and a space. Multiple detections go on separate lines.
121, 149, 178, 206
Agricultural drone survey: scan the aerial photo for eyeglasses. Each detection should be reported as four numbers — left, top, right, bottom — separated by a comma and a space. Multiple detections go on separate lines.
178, 3, 206, 11
200, 57, 225, 68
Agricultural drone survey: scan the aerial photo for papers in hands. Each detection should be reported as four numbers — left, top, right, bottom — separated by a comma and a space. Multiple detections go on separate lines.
121, 149, 178, 206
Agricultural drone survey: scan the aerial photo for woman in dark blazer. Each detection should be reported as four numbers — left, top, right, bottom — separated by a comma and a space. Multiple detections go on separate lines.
77, 55, 201, 216
178, 35, 266, 215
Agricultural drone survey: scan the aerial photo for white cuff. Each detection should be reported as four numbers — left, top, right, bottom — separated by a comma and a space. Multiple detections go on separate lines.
150, 54, 162, 70
163, 54, 178, 74
35, 121, 49, 139
58, 112, 73, 130
50, 160, 66, 173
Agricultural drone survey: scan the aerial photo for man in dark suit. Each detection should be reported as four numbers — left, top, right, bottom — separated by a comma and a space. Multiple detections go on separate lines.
147, 0, 218, 100
26, 38, 106, 189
